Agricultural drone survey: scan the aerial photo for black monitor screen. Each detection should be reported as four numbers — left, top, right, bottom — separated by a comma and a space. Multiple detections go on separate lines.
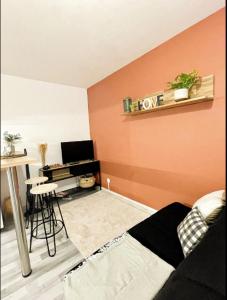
61, 140, 94, 164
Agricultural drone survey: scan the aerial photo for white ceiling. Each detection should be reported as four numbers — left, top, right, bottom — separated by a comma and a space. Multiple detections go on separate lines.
1, 0, 225, 88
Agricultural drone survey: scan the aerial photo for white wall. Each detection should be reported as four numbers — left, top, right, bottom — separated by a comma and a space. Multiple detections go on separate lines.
1, 74, 90, 206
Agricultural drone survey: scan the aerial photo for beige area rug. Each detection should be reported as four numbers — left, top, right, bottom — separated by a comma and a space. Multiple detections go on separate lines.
60, 190, 151, 258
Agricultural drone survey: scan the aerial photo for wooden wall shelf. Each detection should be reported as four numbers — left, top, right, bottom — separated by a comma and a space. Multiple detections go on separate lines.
122, 74, 214, 116
121, 96, 213, 116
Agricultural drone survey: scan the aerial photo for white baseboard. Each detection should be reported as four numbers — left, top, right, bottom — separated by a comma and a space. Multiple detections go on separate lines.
102, 188, 157, 214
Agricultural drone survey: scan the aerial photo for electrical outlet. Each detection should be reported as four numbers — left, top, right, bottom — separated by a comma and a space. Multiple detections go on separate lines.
107, 178, 110, 190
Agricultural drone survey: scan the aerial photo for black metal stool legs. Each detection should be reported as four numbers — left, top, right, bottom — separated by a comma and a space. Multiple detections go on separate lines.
29, 195, 36, 253
54, 192, 69, 239
28, 189, 69, 257
25, 187, 33, 229
39, 195, 56, 257
25, 191, 29, 229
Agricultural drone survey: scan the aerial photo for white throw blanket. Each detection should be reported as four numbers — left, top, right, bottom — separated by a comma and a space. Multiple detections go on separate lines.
64, 233, 174, 300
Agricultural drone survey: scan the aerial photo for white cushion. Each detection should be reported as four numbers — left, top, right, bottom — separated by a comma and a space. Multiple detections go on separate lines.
192, 190, 225, 221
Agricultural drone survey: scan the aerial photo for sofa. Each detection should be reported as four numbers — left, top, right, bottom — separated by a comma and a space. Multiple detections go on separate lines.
65, 201, 225, 299
129, 202, 225, 299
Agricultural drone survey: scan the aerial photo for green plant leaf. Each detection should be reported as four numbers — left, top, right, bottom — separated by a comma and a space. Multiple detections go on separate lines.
168, 70, 200, 90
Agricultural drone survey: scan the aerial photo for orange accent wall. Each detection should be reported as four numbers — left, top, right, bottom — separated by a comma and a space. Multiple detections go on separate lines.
88, 8, 225, 210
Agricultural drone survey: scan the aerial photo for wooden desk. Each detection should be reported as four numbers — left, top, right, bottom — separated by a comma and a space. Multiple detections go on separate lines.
40, 160, 101, 181
1, 156, 36, 277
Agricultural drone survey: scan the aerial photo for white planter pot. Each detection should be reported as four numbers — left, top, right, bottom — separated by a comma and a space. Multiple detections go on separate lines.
3, 143, 15, 156
174, 88, 189, 101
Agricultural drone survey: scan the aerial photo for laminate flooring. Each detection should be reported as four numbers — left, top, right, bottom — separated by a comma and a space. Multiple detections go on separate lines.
1, 217, 82, 300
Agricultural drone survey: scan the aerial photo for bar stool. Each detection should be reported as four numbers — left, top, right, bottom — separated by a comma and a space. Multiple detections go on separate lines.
29, 183, 69, 257
24, 176, 48, 228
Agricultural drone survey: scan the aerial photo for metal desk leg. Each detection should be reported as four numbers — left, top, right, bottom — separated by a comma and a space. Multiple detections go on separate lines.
6, 166, 32, 277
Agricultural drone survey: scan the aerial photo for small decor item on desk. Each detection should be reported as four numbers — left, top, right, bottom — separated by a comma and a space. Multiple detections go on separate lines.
39, 143, 48, 167
168, 70, 200, 101
49, 163, 63, 169
123, 97, 132, 112
42, 165, 51, 170
3, 131, 22, 156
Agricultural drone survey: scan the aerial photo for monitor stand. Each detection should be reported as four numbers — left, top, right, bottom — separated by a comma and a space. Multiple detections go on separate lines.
39, 160, 101, 197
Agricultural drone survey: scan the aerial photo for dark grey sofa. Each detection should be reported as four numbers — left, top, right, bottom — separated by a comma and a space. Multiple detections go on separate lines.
129, 202, 225, 300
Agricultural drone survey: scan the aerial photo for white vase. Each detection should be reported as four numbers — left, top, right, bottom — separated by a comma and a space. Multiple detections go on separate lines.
5, 143, 15, 156
174, 88, 189, 101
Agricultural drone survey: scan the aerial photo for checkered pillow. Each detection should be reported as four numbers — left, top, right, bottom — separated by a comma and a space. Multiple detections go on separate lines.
177, 206, 209, 257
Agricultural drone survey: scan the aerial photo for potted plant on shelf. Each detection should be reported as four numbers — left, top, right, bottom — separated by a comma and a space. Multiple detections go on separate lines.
3, 131, 22, 156
168, 70, 200, 101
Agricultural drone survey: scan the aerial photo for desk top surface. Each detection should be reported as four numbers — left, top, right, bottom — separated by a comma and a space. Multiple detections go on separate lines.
39, 159, 99, 171
1, 156, 37, 169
